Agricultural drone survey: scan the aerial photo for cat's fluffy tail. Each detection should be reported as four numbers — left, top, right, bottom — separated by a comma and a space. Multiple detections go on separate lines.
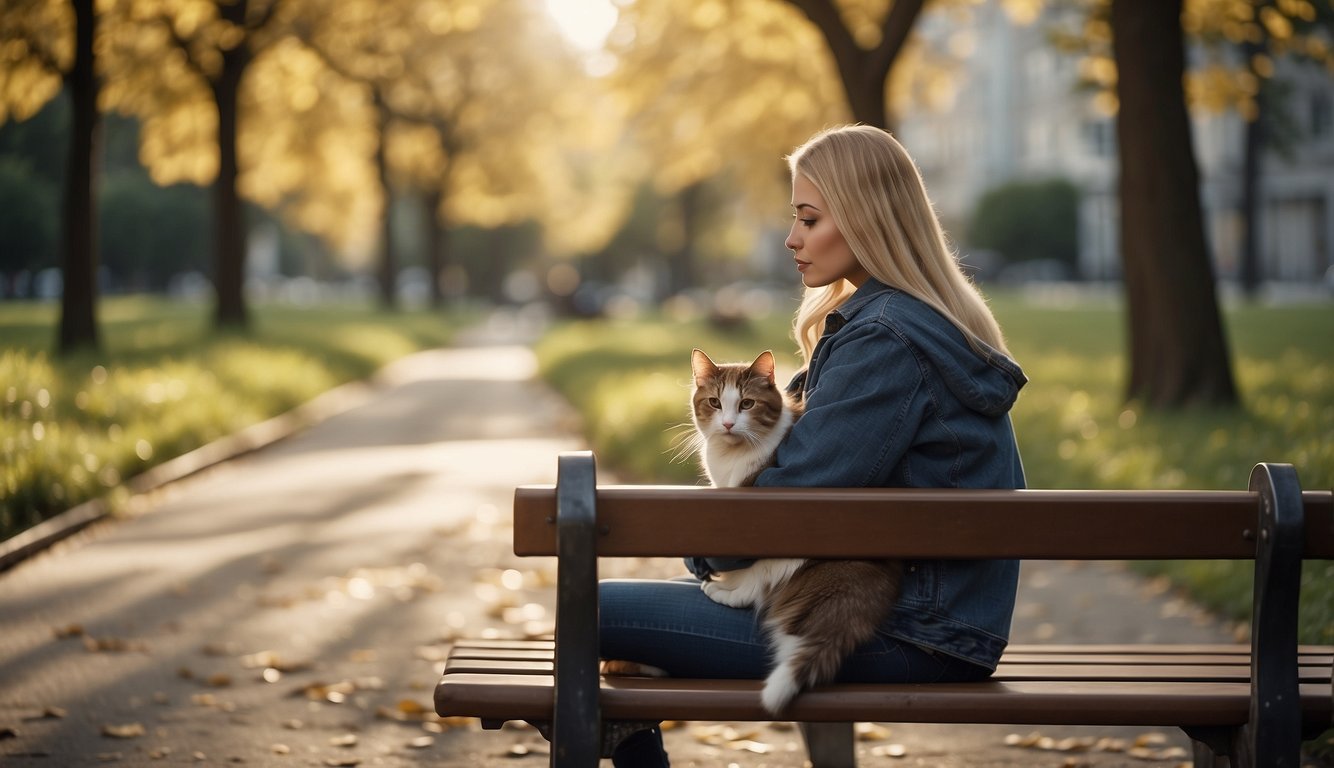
759, 560, 904, 716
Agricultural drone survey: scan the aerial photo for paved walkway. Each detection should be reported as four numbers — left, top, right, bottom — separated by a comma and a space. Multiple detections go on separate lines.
0, 316, 1239, 767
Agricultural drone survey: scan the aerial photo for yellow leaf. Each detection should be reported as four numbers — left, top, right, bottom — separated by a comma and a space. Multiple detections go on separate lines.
101, 723, 145, 739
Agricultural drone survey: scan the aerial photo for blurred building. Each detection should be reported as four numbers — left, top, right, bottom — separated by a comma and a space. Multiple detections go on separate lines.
896, 0, 1334, 285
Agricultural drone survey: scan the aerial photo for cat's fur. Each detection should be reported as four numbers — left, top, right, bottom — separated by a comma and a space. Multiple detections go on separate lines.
690, 348, 904, 715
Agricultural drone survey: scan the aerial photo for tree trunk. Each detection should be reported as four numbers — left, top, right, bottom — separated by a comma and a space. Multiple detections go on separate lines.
57, 0, 100, 354
374, 96, 397, 311
669, 181, 702, 297
423, 186, 448, 310
211, 33, 251, 329
1111, 0, 1238, 408
1238, 36, 1268, 299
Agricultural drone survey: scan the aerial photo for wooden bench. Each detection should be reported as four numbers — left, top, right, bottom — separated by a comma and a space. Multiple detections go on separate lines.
435, 452, 1334, 767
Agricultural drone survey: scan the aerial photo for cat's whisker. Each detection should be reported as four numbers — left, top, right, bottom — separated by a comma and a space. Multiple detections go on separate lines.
667, 428, 706, 464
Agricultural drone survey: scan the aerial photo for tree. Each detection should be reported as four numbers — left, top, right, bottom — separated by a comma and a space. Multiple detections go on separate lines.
1, 0, 103, 352
782, 0, 927, 129
58, 0, 101, 351
147, 0, 287, 328
290, 0, 623, 308
1191, 0, 1334, 297
607, 0, 849, 285
1111, 0, 1238, 407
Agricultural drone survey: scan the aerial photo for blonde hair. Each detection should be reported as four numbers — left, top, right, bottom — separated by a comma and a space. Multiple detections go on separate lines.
786, 125, 1011, 364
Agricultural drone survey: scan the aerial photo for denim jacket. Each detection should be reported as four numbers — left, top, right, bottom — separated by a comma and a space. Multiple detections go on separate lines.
686, 278, 1027, 671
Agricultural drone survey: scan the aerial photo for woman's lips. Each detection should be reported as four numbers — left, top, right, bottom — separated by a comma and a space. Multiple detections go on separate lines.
795, 259, 810, 272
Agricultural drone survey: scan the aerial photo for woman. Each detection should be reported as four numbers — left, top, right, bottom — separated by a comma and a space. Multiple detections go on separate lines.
600, 125, 1027, 766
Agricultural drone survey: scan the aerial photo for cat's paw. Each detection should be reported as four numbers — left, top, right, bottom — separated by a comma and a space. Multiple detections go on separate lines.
702, 578, 755, 608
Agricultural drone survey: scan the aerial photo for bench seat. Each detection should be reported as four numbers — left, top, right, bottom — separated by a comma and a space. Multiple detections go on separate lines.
436, 638, 1334, 731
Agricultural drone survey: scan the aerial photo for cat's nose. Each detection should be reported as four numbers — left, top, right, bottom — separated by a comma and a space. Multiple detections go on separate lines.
722, 421, 735, 431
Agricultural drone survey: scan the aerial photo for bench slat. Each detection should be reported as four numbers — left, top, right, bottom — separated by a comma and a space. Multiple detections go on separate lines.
436, 671, 1332, 728
441, 644, 1331, 684
513, 486, 1334, 560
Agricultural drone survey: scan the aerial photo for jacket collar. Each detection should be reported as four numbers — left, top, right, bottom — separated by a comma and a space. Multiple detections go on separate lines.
827, 278, 894, 332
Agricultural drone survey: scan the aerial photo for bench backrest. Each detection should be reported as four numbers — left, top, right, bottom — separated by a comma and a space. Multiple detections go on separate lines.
513, 484, 1334, 560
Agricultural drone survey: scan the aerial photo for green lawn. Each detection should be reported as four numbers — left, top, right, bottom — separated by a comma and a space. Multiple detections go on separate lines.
1, 297, 461, 540
532, 291, 1334, 643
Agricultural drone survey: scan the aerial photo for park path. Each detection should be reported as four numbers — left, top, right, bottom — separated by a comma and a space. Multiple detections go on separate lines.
0, 313, 1238, 767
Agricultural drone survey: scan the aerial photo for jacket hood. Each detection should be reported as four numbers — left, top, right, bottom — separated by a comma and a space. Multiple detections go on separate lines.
841, 281, 1027, 417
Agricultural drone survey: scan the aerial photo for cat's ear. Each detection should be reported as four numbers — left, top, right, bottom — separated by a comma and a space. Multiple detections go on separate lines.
691, 349, 719, 386
750, 350, 776, 384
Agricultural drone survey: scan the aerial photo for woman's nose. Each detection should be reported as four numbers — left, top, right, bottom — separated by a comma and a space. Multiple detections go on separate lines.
785, 226, 800, 251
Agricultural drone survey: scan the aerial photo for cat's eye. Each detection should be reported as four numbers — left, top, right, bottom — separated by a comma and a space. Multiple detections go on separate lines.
708, 398, 721, 408
740, 399, 755, 410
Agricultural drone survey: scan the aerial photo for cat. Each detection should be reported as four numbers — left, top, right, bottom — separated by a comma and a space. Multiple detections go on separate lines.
689, 348, 904, 716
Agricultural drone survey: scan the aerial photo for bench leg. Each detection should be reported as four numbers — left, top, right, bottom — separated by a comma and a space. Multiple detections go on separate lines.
1187, 731, 1231, 767
1184, 725, 1243, 768
800, 722, 856, 768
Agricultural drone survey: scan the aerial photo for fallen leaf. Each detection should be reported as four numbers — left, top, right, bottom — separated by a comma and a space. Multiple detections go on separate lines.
329, 734, 358, 747
148, 747, 171, 759
22, 706, 67, 722
1054, 736, 1098, 752
324, 759, 360, 767
1, 727, 17, 740
870, 743, 907, 758
84, 636, 147, 653
855, 723, 892, 741
1005, 731, 1044, 748
97, 751, 123, 761
436, 716, 473, 729
271, 744, 291, 755
53, 623, 85, 638
407, 736, 434, 749
206, 673, 232, 688
728, 739, 773, 754
239, 651, 311, 673
101, 723, 146, 739
281, 719, 304, 730
1128, 745, 1189, 762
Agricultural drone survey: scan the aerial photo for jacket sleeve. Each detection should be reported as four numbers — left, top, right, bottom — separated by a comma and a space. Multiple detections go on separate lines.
755, 320, 926, 488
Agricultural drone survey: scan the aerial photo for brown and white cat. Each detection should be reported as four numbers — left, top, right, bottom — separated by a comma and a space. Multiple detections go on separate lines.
690, 348, 904, 715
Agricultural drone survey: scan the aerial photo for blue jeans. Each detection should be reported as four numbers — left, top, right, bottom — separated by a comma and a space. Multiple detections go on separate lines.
599, 576, 992, 767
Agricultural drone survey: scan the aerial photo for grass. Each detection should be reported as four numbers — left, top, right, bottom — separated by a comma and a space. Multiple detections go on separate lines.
1, 296, 462, 540
532, 290, 1334, 644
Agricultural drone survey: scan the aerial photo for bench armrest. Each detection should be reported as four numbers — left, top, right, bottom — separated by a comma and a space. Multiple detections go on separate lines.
553, 451, 601, 763
1247, 462, 1306, 761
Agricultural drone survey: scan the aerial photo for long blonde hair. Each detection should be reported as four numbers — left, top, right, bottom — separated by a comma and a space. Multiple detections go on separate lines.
787, 125, 1010, 364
